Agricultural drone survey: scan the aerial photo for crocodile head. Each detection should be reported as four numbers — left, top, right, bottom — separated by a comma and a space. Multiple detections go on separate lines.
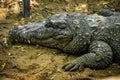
9, 13, 74, 49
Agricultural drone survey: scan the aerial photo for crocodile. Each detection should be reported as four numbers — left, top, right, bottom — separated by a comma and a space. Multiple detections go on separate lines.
9, 13, 120, 71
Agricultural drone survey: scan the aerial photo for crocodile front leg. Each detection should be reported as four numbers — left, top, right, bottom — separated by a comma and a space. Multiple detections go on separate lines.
62, 41, 113, 71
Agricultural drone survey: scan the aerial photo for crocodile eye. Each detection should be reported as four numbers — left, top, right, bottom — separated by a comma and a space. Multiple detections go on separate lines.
54, 22, 67, 29
45, 20, 53, 28
45, 18, 67, 29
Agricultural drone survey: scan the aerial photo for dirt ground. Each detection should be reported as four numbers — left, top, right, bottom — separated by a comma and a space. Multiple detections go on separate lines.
0, 0, 120, 80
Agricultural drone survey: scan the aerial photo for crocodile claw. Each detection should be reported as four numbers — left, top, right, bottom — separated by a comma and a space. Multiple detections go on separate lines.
62, 62, 84, 71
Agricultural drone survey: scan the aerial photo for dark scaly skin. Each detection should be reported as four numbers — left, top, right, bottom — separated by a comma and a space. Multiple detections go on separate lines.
9, 13, 120, 71
97, 9, 120, 17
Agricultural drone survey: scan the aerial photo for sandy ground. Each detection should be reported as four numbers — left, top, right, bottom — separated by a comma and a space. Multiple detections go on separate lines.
0, 0, 120, 80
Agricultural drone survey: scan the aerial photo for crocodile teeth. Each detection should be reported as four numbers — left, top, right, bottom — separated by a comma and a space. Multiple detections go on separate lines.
28, 40, 31, 44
